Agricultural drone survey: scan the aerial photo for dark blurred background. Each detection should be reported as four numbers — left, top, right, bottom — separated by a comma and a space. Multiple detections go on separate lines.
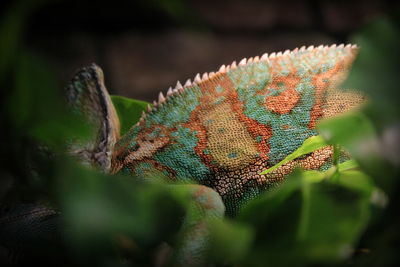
2, 0, 399, 102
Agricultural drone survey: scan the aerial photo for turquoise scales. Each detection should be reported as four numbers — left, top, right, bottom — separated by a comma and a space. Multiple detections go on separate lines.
111, 44, 364, 216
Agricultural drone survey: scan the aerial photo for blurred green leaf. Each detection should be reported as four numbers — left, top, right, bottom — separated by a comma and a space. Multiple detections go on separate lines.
8, 52, 90, 149
344, 16, 400, 123
335, 169, 374, 195
58, 162, 187, 264
111, 95, 150, 135
207, 218, 254, 264
338, 159, 359, 171
318, 112, 375, 148
337, 14, 400, 192
239, 168, 374, 266
341, 15, 400, 267
318, 112, 394, 192
260, 136, 327, 175
0, 0, 49, 77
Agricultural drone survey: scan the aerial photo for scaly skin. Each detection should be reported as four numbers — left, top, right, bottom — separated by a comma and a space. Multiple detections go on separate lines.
111, 44, 364, 216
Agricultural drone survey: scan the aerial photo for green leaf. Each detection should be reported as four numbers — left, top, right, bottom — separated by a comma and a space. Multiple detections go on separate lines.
318, 112, 375, 148
7, 52, 89, 149
344, 17, 400, 122
260, 135, 327, 175
207, 218, 254, 264
58, 162, 186, 263
333, 169, 374, 195
318, 112, 393, 192
0, 0, 49, 76
111, 95, 150, 135
239, 168, 373, 266
338, 159, 359, 171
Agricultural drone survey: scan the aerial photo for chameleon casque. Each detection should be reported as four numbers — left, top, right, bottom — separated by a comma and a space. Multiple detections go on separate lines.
1, 44, 364, 265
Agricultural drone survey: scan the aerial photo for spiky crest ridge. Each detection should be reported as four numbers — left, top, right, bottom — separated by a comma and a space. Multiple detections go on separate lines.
135, 44, 357, 126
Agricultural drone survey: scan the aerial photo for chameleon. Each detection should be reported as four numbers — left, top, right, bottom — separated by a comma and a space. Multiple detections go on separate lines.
0, 44, 365, 266
110, 43, 363, 215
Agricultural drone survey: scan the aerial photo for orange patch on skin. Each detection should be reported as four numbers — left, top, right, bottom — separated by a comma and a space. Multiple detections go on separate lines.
193, 123, 211, 165
308, 50, 358, 129
308, 62, 344, 129
111, 125, 170, 174
184, 76, 223, 167
264, 74, 301, 114
111, 141, 132, 174
129, 158, 177, 180
224, 73, 273, 161
112, 137, 132, 169
230, 89, 272, 160
187, 73, 272, 165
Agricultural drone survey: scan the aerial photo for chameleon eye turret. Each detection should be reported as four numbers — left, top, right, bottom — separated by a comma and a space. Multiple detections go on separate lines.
65, 64, 120, 172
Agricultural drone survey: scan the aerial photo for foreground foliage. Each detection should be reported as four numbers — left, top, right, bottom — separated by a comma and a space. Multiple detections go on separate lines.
0, 1, 399, 266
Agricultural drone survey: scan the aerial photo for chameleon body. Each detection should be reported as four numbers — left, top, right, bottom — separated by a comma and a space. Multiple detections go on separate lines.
111, 44, 363, 216
0, 44, 364, 266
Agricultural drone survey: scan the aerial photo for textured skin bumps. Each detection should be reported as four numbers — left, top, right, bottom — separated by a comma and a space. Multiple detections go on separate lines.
111, 45, 364, 215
